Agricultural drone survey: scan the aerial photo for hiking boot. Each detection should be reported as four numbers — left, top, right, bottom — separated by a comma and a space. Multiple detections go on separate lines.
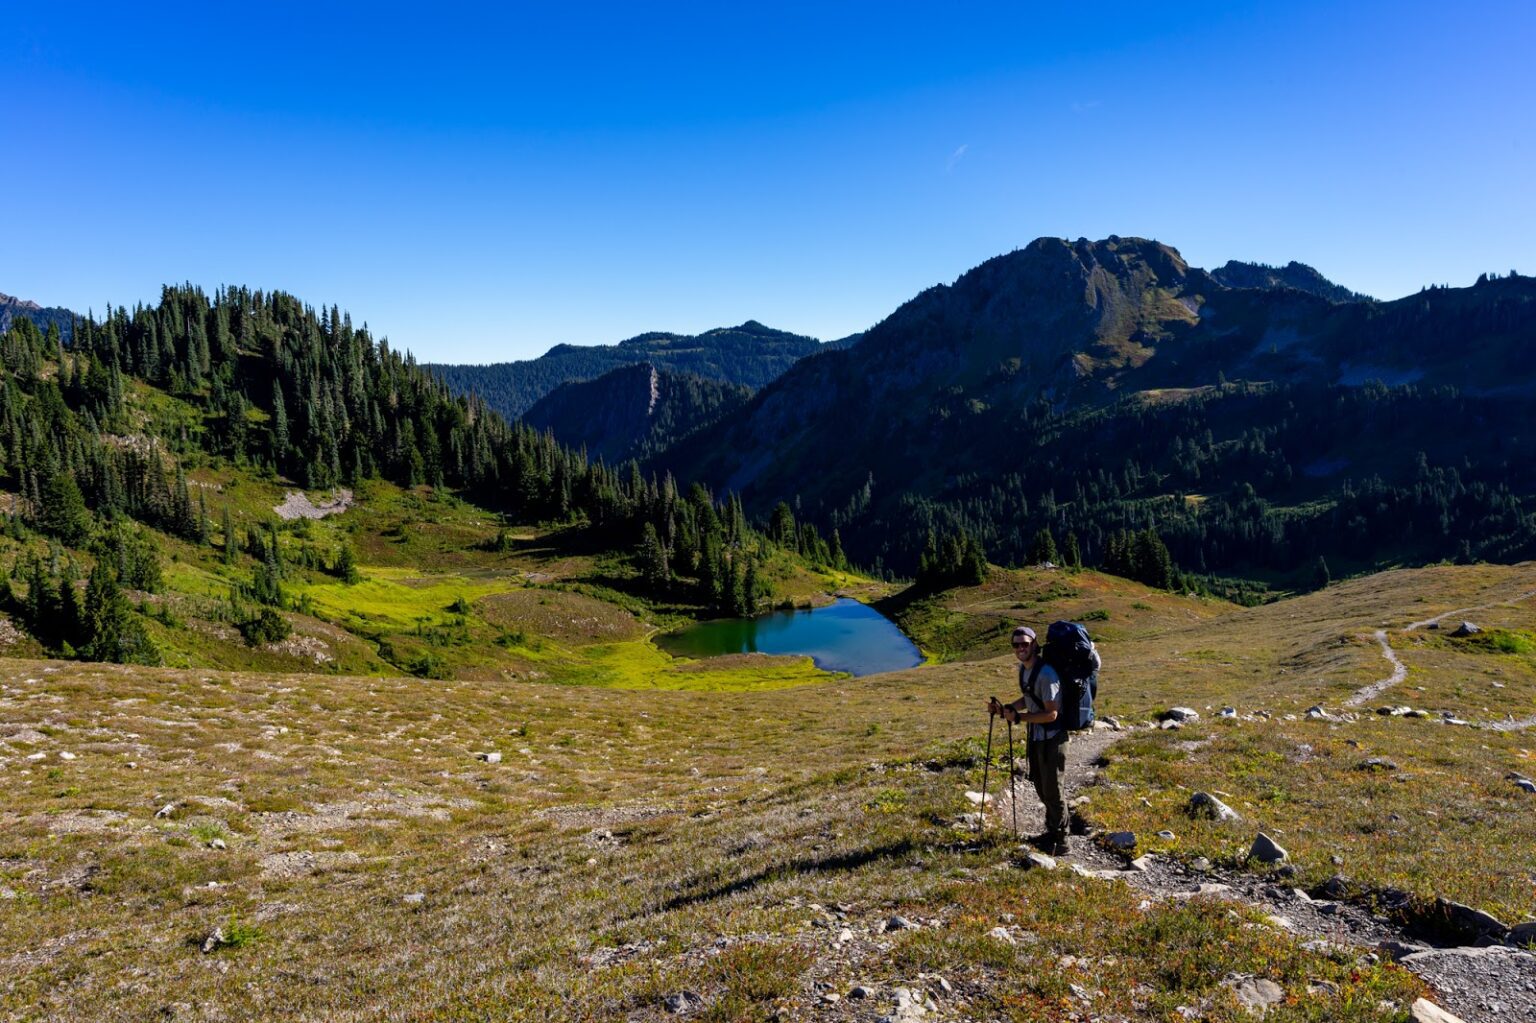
1046, 834, 1070, 856
1024, 832, 1055, 850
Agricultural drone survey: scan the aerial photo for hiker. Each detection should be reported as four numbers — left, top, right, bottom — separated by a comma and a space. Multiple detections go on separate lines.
988, 625, 1071, 853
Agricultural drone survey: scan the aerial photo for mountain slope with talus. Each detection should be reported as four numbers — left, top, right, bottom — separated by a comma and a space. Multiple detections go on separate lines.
522, 362, 752, 464
658, 237, 1536, 579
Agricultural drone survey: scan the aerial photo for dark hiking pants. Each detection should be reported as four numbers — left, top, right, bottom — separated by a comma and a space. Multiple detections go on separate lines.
1027, 732, 1068, 837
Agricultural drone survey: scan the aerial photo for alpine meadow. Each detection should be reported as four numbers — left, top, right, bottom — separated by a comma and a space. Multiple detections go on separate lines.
5, 5, 1536, 1022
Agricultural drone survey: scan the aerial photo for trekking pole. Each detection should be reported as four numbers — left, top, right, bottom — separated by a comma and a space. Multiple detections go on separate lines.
979, 712, 995, 831
1006, 718, 1019, 839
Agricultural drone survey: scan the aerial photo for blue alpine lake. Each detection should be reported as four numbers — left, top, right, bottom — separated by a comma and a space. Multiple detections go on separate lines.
655, 597, 924, 677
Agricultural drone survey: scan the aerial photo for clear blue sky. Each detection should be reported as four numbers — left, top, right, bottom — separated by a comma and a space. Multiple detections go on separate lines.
4, 2, 1532, 362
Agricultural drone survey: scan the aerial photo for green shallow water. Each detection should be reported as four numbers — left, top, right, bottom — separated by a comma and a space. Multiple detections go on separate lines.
655, 597, 924, 677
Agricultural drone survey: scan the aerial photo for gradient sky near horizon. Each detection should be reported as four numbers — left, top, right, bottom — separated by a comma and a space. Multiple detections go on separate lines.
4, 1, 1532, 362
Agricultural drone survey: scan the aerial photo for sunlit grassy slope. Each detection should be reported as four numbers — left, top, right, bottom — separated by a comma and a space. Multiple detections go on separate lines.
3, 561, 1532, 1020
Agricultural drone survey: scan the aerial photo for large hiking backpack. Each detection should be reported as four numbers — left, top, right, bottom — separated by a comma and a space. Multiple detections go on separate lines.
1043, 620, 1099, 731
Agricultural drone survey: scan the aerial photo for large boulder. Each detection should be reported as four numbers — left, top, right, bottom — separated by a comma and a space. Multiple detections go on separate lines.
1249, 832, 1288, 863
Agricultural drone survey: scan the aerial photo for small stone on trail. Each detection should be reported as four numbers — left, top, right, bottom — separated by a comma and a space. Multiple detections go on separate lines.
1191, 857, 1213, 872
1129, 855, 1153, 872
1105, 831, 1136, 850
1188, 791, 1242, 822
1411, 998, 1468, 1023
1020, 851, 1057, 871
1249, 832, 1288, 863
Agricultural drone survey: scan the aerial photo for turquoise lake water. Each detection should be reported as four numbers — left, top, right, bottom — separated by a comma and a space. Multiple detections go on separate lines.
655, 597, 924, 677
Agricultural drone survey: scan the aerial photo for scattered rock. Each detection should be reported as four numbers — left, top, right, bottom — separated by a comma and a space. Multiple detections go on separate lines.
403, 892, 425, 905
1223, 975, 1284, 1012
1379, 939, 1432, 960
1435, 898, 1508, 940
1160, 720, 1183, 730
1019, 851, 1057, 871
1105, 831, 1137, 851
837, 928, 853, 944
1265, 915, 1296, 931
848, 985, 875, 1000
1164, 707, 1200, 722
1157, 829, 1177, 840
884, 915, 919, 932
988, 926, 1016, 944
1411, 997, 1467, 1022
1128, 855, 1153, 872
200, 928, 227, 954
1509, 920, 1536, 946
207, 838, 226, 851
154, 803, 177, 819
963, 790, 992, 805
1450, 622, 1480, 637
1306, 706, 1332, 720
1249, 833, 1288, 863
58, 751, 77, 761
1220, 707, 1238, 718
1357, 757, 1399, 771
1188, 791, 1242, 822
1191, 856, 1213, 872
820, 993, 840, 1005
663, 990, 703, 1014
478, 751, 502, 764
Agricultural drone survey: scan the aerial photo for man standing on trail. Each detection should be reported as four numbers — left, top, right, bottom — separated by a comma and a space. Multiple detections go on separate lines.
989, 625, 1069, 855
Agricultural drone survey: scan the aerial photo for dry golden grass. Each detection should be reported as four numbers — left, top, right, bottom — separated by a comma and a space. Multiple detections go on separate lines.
3, 561, 1532, 1020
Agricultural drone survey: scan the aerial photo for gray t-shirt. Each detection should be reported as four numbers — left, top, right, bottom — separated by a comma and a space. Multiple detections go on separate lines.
1018, 662, 1062, 741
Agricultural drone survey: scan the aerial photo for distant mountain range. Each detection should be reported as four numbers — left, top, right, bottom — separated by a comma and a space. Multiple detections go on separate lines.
522, 363, 751, 464
657, 236, 1536, 580
0, 292, 75, 338
428, 321, 851, 421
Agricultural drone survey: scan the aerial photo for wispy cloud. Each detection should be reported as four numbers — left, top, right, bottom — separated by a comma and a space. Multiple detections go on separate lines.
945, 144, 969, 172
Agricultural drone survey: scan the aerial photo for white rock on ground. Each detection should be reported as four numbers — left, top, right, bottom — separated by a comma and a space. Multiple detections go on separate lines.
1223, 975, 1284, 1011
1411, 998, 1467, 1023
1189, 791, 1242, 822
1250, 832, 1288, 863
1165, 707, 1200, 722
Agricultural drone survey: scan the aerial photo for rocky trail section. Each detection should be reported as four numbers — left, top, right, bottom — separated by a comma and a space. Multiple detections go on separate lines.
977, 725, 1536, 1023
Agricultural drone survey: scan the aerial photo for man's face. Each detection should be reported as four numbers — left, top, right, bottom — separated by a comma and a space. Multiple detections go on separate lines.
1013, 637, 1035, 660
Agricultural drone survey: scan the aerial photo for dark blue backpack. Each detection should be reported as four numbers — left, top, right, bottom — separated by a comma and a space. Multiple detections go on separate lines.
1043, 620, 1098, 731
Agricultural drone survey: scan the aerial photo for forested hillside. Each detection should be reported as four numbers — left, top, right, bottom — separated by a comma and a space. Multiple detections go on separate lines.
523, 363, 751, 463
0, 292, 75, 339
427, 320, 824, 420
659, 237, 1536, 586
0, 288, 854, 671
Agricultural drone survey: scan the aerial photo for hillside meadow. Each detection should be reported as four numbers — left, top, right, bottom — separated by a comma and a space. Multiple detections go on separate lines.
3, 561, 1532, 1020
